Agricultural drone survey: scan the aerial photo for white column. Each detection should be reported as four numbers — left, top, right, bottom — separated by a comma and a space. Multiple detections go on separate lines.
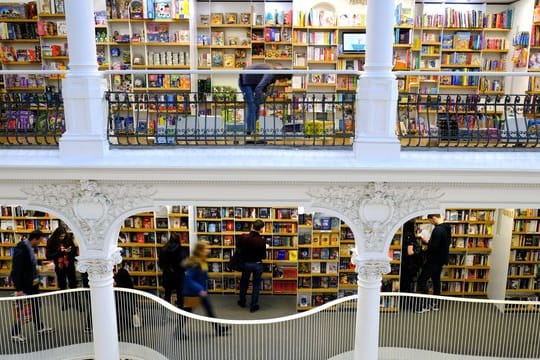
78, 251, 122, 360
353, 0, 400, 161
59, 0, 109, 160
353, 257, 389, 360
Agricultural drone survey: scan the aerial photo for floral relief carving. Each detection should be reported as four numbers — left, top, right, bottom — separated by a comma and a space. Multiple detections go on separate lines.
308, 182, 442, 252
22, 180, 155, 249
77, 249, 122, 281
354, 259, 391, 282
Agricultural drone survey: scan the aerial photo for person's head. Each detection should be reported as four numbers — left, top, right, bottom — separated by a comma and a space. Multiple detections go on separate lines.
427, 214, 443, 225
273, 64, 292, 81
28, 229, 45, 247
193, 240, 210, 258
168, 232, 180, 245
252, 219, 265, 232
48, 226, 67, 248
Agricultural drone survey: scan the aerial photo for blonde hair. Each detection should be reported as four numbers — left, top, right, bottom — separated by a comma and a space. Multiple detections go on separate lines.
183, 240, 209, 268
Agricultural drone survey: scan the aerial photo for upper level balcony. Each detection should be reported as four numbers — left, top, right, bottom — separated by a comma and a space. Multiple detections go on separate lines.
1, 70, 539, 150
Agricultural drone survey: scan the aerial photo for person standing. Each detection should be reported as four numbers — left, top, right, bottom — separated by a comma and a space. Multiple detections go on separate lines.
158, 232, 189, 308
416, 214, 452, 313
113, 266, 135, 334
238, 63, 292, 136
10, 230, 53, 342
399, 220, 423, 310
46, 227, 78, 309
181, 240, 228, 336
237, 219, 266, 312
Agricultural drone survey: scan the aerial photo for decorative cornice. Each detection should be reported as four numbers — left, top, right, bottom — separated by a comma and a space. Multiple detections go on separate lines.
21, 180, 156, 249
308, 182, 442, 251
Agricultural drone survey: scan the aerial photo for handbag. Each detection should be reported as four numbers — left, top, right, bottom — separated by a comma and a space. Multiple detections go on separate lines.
228, 248, 244, 271
14, 299, 33, 323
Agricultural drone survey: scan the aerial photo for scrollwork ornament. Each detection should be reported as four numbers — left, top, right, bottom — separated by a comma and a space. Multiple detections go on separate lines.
307, 182, 442, 251
22, 180, 155, 249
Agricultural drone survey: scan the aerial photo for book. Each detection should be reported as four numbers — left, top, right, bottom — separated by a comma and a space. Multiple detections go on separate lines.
225, 12, 237, 24
239, 13, 251, 25
211, 50, 223, 67
154, 0, 172, 19
211, 31, 224, 46
311, 262, 321, 274
211, 12, 223, 25
223, 53, 235, 68
199, 14, 209, 25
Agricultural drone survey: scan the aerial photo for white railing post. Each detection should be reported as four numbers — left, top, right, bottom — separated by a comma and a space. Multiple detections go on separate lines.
59, 0, 109, 160
353, 0, 400, 161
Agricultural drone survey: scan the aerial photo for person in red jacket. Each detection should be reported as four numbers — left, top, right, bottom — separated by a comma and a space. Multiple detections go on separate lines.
236, 219, 267, 312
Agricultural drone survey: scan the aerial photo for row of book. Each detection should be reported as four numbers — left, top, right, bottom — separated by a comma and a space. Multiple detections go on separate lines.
511, 234, 540, 247
510, 250, 540, 262
110, 0, 189, 20
507, 263, 540, 276
415, 8, 512, 29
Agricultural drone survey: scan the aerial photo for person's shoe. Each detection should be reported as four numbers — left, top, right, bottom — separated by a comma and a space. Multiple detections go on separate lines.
250, 305, 260, 313
431, 304, 440, 311
237, 300, 246, 308
11, 334, 26, 342
37, 326, 53, 334
416, 307, 430, 314
84, 326, 92, 334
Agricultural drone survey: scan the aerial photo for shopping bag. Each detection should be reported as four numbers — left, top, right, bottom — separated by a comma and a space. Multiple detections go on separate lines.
14, 300, 33, 323
132, 312, 141, 328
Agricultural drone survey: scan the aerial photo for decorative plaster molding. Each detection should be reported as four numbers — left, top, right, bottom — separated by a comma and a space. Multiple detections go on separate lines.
308, 182, 442, 251
355, 259, 391, 281
78, 249, 122, 281
22, 180, 155, 249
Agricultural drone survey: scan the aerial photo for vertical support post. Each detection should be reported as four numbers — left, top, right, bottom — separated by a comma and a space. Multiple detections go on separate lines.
79, 251, 122, 360
353, 0, 400, 161
59, 0, 108, 160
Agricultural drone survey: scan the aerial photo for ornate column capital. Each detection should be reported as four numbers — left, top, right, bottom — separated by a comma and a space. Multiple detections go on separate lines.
307, 182, 442, 252
77, 248, 122, 283
22, 180, 155, 250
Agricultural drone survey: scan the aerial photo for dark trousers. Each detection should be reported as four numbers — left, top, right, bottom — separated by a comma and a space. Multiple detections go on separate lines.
239, 262, 264, 307
416, 261, 443, 308
163, 271, 184, 308
56, 265, 77, 290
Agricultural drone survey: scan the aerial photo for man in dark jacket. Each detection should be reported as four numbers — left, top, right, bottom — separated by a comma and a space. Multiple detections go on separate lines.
238, 64, 292, 136
237, 219, 266, 312
416, 214, 452, 313
11, 230, 53, 341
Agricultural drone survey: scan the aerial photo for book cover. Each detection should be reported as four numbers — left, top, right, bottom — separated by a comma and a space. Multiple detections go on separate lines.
311, 262, 320, 274
211, 31, 224, 46
211, 12, 223, 25
239, 13, 251, 25
453, 32, 471, 50
154, 1, 172, 19
211, 50, 223, 67
225, 12, 237, 24
223, 53, 235, 68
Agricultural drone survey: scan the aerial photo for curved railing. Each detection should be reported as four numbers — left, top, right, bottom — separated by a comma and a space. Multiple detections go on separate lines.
1, 289, 539, 359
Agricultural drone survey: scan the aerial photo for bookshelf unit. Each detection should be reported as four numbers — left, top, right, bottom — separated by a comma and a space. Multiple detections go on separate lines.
506, 209, 540, 302
0, 205, 62, 291
118, 205, 190, 293
441, 208, 495, 297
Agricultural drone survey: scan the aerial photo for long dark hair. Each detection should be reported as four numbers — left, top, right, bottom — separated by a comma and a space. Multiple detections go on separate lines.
46, 226, 67, 254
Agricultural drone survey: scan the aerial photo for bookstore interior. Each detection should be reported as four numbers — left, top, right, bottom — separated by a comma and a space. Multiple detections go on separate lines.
2, 0, 539, 136
0, 204, 539, 311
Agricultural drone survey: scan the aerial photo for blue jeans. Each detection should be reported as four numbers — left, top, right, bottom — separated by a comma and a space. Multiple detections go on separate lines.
239, 262, 263, 307
239, 85, 261, 133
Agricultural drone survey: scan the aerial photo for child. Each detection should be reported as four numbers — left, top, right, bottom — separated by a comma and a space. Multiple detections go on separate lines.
182, 240, 229, 336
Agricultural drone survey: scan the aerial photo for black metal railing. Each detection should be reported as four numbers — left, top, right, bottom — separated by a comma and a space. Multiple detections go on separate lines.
4, 87, 540, 150
106, 91, 355, 147
0, 89, 64, 146
397, 93, 540, 149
